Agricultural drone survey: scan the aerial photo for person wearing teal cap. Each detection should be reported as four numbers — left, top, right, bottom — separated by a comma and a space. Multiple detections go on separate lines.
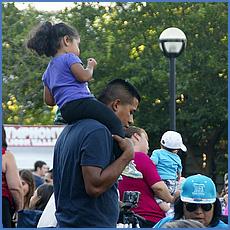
153, 174, 228, 228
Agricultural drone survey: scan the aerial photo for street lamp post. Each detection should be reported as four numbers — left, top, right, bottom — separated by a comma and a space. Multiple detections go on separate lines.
159, 27, 187, 131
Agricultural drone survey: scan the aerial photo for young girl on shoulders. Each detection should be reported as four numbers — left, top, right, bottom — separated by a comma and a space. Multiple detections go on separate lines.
27, 21, 125, 157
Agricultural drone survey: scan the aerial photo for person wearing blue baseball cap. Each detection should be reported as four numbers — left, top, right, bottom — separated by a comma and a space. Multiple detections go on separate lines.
153, 174, 228, 228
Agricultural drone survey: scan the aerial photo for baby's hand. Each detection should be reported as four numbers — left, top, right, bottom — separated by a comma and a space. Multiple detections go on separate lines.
87, 58, 97, 69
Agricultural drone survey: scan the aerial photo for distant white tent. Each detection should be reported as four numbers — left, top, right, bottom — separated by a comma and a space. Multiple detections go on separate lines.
4, 125, 65, 170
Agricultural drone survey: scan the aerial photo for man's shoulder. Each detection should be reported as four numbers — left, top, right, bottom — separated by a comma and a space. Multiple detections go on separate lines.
61, 119, 110, 137
71, 119, 108, 130
33, 174, 44, 187
33, 174, 42, 179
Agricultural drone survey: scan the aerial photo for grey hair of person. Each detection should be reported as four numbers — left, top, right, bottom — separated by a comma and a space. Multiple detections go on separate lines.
161, 219, 205, 228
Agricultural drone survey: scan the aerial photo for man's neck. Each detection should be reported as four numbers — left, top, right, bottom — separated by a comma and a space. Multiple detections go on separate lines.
33, 171, 42, 177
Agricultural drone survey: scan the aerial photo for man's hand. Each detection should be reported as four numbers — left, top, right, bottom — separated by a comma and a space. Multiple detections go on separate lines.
112, 135, 134, 161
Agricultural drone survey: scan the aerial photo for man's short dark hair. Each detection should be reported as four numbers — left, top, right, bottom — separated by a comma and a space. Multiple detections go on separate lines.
34, 160, 47, 171
98, 79, 141, 105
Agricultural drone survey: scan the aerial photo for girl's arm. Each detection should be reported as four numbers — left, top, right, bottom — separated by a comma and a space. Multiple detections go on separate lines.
5, 152, 24, 211
44, 86, 55, 106
71, 58, 97, 82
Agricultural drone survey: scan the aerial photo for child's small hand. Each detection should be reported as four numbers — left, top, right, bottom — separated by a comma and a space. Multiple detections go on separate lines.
87, 58, 97, 69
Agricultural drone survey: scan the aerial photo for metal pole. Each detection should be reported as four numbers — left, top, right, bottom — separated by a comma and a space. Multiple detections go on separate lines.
169, 57, 176, 131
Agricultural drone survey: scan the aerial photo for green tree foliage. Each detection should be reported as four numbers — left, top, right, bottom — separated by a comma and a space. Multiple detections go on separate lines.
2, 2, 227, 181
2, 3, 55, 124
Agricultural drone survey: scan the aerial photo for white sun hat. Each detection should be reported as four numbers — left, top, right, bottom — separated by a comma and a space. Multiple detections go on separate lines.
160, 130, 187, 152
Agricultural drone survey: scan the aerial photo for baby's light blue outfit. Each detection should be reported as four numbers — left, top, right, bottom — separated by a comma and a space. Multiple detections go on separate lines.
150, 149, 182, 181
151, 149, 182, 215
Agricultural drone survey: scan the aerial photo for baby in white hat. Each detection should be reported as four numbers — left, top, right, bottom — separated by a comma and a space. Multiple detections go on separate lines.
150, 131, 187, 215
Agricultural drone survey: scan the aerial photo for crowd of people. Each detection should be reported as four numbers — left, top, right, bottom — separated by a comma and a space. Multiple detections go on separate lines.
2, 20, 228, 228
118, 127, 228, 228
2, 126, 53, 227
2, 122, 228, 228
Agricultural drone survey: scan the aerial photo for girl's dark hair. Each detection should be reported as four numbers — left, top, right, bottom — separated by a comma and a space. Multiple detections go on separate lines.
2, 125, 7, 148
174, 197, 222, 227
98, 79, 141, 105
27, 21, 79, 57
19, 169, 35, 209
31, 184, 53, 211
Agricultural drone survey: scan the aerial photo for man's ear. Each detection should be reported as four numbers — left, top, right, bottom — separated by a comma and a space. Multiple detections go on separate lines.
111, 99, 121, 112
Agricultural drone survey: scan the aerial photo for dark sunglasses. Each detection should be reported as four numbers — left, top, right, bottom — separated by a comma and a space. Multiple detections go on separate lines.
185, 203, 213, 212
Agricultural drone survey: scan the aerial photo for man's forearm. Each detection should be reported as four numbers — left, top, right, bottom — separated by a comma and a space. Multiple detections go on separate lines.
82, 152, 132, 197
